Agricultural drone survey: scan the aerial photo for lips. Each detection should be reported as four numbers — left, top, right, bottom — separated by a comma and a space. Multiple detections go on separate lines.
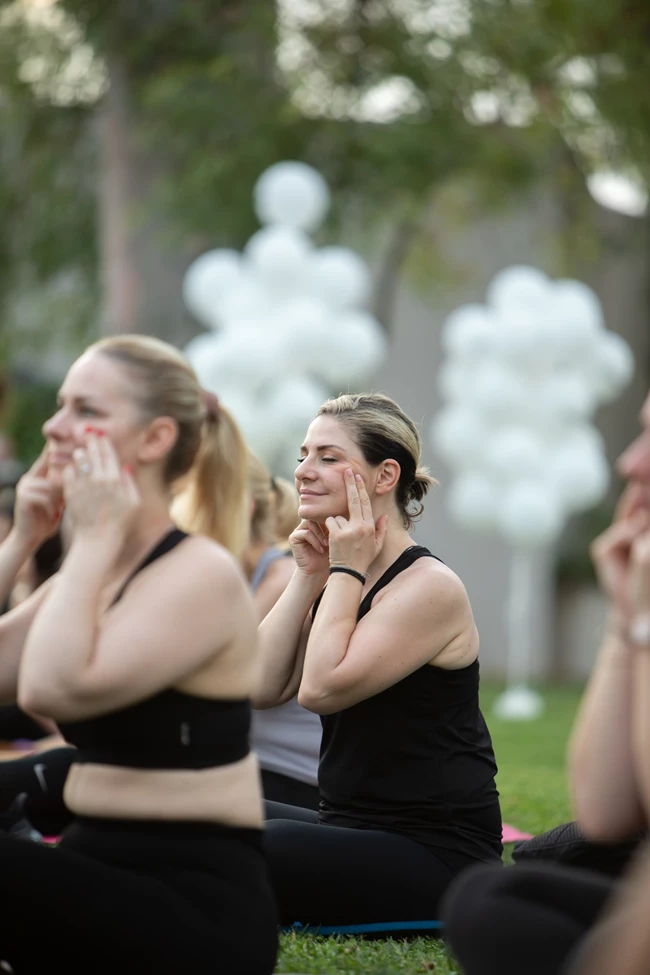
299, 491, 323, 498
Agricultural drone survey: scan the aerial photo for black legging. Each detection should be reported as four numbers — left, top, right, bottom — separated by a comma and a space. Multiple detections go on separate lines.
442, 861, 617, 975
0, 746, 75, 835
263, 800, 480, 927
0, 820, 277, 974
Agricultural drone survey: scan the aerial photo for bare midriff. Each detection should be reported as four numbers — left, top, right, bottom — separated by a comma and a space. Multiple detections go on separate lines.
63, 751, 264, 828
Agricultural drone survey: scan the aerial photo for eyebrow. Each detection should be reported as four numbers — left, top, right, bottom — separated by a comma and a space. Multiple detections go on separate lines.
299, 444, 347, 454
56, 393, 100, 407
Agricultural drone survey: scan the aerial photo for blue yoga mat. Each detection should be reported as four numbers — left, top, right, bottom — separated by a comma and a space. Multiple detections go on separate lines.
282, 920, 444, 935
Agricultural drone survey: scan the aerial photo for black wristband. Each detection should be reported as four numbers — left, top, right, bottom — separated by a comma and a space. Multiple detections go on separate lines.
329, 566, 366, 584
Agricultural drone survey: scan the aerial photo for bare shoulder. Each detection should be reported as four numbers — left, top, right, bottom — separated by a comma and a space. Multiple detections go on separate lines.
128, 534, 249, 604
382, 554, 471, 614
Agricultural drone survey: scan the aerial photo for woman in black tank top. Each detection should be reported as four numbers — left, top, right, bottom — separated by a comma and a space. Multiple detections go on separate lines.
0, 337, 277, 975
255, 392, 502, 928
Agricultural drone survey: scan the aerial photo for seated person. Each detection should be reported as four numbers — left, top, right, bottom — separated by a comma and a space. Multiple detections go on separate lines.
254, 393, 502, 926
442, 388, 650, 975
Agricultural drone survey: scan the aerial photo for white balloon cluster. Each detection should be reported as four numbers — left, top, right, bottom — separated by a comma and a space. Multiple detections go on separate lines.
182, 162, 388, 473
431, 266, 634, 548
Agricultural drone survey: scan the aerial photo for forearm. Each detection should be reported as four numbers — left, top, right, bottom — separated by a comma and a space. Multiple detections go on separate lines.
568, 621, 644, 840
18, 537, 115, 715
0, 532, 35, 608
254, 570, 325, 708
632, 651, 650, 820
298, 574, 360, 709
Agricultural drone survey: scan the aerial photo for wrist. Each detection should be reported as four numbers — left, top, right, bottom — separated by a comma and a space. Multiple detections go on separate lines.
5, 528, 38, 563
329, 565, 367, 584
629, 612, 650, 649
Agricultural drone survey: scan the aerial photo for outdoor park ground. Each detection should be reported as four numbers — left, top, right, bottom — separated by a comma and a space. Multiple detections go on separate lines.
276, 682, 582, 974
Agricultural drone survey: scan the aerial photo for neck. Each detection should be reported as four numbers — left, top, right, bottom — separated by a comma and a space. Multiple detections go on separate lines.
365, 515, 414, 584
85, 481, 175, 573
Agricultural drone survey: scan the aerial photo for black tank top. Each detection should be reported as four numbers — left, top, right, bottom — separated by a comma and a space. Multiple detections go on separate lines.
59, 528, 251, 771
313, 545, 502, 866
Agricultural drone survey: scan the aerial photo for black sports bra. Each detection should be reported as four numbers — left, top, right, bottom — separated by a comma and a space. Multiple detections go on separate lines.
58, 528, 251, 770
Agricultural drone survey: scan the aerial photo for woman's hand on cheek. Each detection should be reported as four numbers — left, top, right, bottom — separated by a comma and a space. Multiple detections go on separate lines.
326, 469, 388, 576
63, 431, 140, 545
12, 447, 64, 551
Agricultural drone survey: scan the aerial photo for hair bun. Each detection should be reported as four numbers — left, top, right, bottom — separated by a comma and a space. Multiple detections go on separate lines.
408, 466, 438, 504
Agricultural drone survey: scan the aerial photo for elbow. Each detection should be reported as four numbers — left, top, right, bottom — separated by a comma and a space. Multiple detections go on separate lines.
297, 683, 339, 715
18, 679, 85, 723
575, 809, 641, 844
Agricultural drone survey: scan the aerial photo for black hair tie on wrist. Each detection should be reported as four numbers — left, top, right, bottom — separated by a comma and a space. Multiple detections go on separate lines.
329, 566, 366, 584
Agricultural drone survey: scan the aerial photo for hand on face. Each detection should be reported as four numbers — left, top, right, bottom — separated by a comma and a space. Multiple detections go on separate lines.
12, 447, 64, 552
326, 469, 388, 576
591, 482, 650, 622
289, 519, 330, 579
63, 429, 140, 544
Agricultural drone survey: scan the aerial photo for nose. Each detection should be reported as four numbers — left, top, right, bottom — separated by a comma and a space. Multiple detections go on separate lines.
616, 434, 650, 484
43, 408, 70, 441
295, 457, 316, 481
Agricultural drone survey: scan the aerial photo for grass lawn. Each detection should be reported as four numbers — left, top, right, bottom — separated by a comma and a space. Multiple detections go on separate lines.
276, 681, 584, 974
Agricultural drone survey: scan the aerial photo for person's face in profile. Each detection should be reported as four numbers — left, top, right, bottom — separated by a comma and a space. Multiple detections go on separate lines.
617, 393, 650, 514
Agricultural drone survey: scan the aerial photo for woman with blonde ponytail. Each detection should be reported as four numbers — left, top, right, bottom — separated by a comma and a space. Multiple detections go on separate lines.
244, 452, 321, 810
0, 335, 277, 974
254, 392, 501, 930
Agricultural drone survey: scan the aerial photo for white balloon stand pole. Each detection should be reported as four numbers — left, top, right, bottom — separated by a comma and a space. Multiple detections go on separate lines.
493, 548, 545, 721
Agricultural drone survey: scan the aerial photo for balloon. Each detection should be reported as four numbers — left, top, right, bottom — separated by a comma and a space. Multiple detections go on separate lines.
487, 266, 550, 312
264, 375, 330, 430
441, 304, 497, 360
485, 427, 547, 481
245, 226, 312, 296
548, 279, 604, 330
199, 327, 285, 393
182, 249, 243, 327
273, 298, 337, 372
218, 277, 275, 327
469, 359, 528, 418
183, 332, 221, 386
316, 311, 387, 387
536, 372, 596, 421
437, 360, 475, 402
499, 481, 564, 547
547, 442, 610, 512
446, 473, 500, 531
308, 247, 372, 310
589, 331, 635, 404
253, 161, 330, 232
493, 304, 549, 369
430, 408, 488, 469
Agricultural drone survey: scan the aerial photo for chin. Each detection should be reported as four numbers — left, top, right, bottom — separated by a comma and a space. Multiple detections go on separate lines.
298, 499, 344, 523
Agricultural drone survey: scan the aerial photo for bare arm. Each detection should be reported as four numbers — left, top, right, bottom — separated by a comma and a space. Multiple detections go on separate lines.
568, 495, 650, 840
252, 568, 323, 709
567, 620, 645, 841
298, 564, 474, 714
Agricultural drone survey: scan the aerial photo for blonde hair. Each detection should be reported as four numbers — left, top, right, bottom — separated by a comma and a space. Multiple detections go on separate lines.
248, 450, 300, 547
317, 393, 437, 529
88, 335, 249, 560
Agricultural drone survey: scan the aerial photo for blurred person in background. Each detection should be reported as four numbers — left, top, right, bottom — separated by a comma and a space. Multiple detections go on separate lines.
246, 451, 321, 810
0, 335, 277, 975
442, 389, 650, 975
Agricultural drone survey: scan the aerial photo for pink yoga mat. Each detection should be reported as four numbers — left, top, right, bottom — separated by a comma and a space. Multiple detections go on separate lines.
502, 823, 532, 842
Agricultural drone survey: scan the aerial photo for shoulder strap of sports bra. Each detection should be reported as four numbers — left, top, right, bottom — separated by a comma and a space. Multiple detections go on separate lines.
311, 544, 444, 622
110, 527, 188, 608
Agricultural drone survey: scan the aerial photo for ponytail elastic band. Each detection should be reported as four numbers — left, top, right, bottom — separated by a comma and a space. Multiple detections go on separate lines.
203, 390, 220, 421
329, 566, 366, 585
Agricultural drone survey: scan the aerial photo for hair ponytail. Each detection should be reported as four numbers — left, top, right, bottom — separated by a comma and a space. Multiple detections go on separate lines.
172, 406, 250, 561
